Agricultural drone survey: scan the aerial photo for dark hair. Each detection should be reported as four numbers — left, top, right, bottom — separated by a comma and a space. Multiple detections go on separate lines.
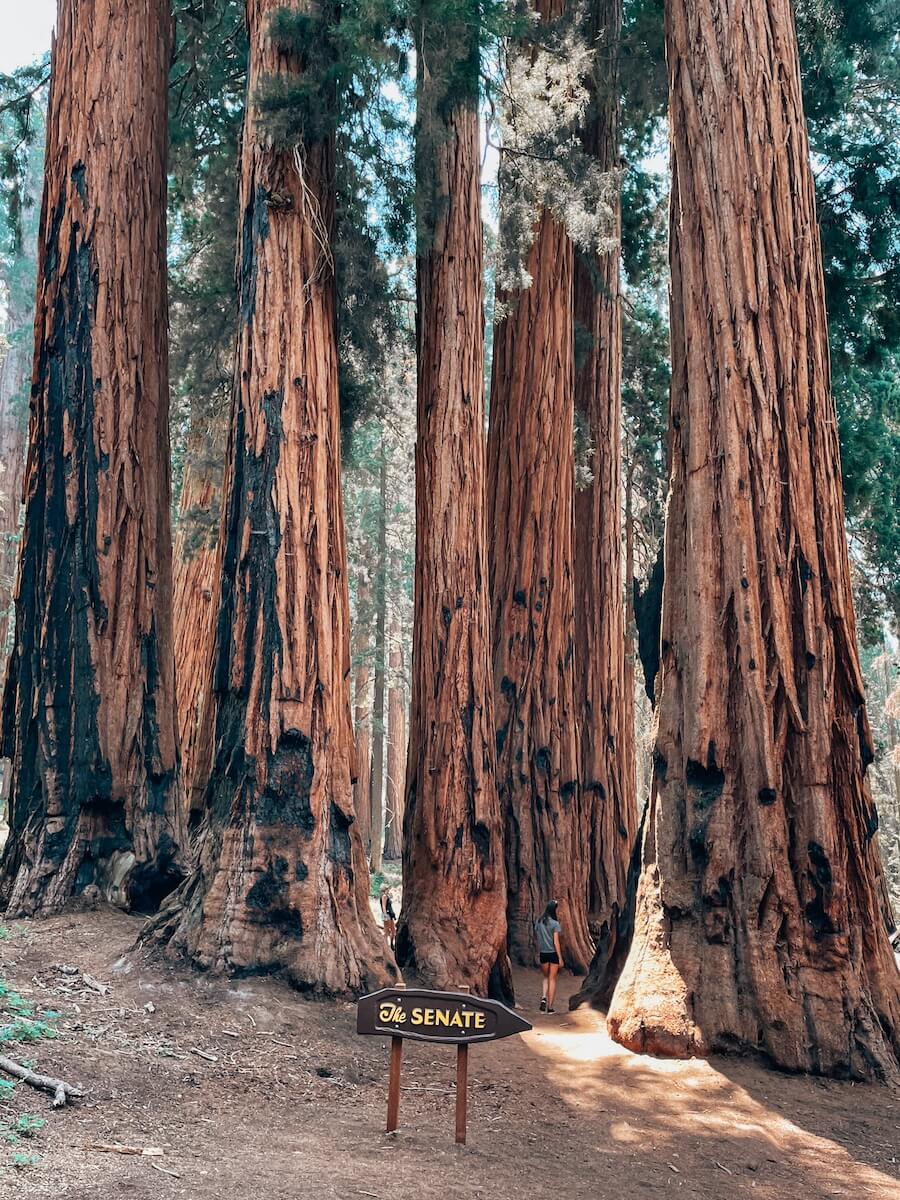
538, 901, 558, 925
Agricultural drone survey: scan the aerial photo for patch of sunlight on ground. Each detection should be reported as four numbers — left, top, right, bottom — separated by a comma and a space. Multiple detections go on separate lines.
517, 995, 899, 1197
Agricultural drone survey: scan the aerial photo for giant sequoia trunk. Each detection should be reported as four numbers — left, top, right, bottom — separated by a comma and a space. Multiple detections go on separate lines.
173, 433, 225, 826
607, 0, 900, 1080
489, 209, 592, 972
369, 451, 387, 873
487, 0, 593, 972
0, 0, 187, 915
572, 0, 636, 1005
397, 0, 511, 997
157, 0, 393, 993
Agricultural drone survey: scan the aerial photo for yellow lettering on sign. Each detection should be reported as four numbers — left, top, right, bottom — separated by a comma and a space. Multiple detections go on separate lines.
374, 998, 494, 1036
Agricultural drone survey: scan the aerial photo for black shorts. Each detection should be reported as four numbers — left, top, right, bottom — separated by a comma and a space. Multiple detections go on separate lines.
540, 952, 560, 965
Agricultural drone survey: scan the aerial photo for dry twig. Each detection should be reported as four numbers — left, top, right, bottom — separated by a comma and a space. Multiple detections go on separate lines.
85, 1143, 164, 1156
0, 1054, 84, 1107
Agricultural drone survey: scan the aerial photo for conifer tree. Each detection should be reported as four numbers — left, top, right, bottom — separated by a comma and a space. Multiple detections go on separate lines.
607, 0, 900, 1080
154, 0, 394, 992
572, 0, 637, 1004
487, 0, 602, 973
398, 0, 512, 996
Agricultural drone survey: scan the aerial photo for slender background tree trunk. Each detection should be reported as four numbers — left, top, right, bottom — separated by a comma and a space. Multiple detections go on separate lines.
0, 0, 187, 916
0, 278, 30, 820
572, 0, 636, 1004
0, 292, 30, 684
398, 0, 511, 998
173, 430, 225, 827
608, 0, 900, 1081
353, 572, 373, 853
156, 0, 393, 994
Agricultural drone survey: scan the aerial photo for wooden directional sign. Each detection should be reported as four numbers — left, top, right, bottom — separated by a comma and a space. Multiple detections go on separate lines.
358, 987, 532, 1146
357, 987, 531, 1045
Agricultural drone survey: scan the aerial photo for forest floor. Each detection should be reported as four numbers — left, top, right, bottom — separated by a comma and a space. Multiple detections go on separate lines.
0, 908, 898, 1200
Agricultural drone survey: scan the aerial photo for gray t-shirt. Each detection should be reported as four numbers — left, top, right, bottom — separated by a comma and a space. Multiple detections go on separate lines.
535, 917, 561, 955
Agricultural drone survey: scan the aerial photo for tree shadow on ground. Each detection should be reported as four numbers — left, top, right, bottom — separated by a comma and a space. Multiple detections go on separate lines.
508, 968, 899, 1200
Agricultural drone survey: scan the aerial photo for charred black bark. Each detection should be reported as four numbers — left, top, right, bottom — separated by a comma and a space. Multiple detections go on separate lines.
634, 544, 664, 705
2, 201, 182, 913
570, 800, 645, 1010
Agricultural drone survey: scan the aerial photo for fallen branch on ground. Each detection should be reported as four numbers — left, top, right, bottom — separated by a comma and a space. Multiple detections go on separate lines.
86, 1143, 164, 1156
81, 973, 110, 995
0, 1054, 84, 1107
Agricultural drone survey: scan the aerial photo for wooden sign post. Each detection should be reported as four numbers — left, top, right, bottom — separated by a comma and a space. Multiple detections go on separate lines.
455, 1040, 468, 1144
454, 985, 470, 1145
387, 1034, 403, 1133
357, 986, 532, 1146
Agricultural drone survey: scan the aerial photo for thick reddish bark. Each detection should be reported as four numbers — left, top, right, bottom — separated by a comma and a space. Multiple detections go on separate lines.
352, 572, 372, 853
488, 0, 593, 972
156, 0, 393, 994
0, 0, 187, 915
383, 614, 405, 862
607, 0, 900, 1080
572, 0, 636, 1005
369, 450, 387, 873
398, 0, 511, 997
489, 205, 591, 972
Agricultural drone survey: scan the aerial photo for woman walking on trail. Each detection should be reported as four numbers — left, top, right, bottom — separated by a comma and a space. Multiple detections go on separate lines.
535, 901, 565, 1013
380, 886, 397, 950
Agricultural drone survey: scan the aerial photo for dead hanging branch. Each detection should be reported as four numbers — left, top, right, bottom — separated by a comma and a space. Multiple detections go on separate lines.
0, 1054, 84, 1107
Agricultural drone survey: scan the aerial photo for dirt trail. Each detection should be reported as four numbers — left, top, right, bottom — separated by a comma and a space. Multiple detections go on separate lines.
0, 909, 897, 1199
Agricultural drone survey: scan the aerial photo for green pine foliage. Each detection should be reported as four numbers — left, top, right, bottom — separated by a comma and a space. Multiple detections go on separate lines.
795, 0, 900, 629
0, 59, 48, 261
167, 0, 247, 524
489, 1, 620, 293
254, 2, 415, 435
616, 0, 900, 633
0, 62, 46, 418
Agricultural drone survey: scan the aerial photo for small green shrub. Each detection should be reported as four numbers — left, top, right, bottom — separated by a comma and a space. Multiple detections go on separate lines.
0, 975, 56, 1173
11, 1151, 40, 1169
